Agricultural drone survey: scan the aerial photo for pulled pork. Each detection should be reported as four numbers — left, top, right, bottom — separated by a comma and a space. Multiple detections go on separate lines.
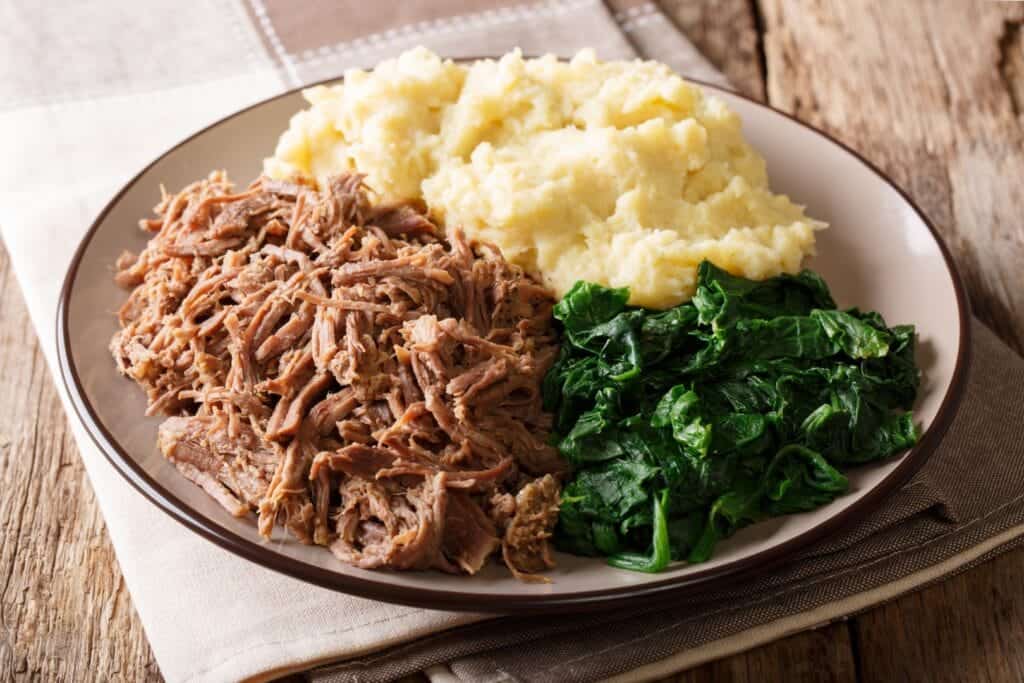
111, 171, 564, 579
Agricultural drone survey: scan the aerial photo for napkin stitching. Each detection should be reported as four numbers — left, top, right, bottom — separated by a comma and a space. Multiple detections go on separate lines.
528, 486, 1024, 677
617, 3, 663, 32
247, 0, 301, 87
0, 0, 275, 113
611, 3, 657, 24
285, 0, 597, 69
225, 0, 269, 71
185, 608, 429, 679
621, 13, 664, 33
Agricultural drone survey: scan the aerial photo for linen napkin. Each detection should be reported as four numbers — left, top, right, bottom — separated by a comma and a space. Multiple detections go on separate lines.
1, 2, 1022, 682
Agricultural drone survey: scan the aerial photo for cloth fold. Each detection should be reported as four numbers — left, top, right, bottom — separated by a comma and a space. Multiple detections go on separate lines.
0, 1, 1020, 682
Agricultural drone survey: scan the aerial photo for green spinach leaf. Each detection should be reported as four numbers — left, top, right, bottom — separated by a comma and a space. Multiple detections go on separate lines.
548, 261, 920, 571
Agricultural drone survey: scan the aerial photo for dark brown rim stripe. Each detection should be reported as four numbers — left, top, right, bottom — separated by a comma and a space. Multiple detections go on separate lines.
55, 68, 973, 615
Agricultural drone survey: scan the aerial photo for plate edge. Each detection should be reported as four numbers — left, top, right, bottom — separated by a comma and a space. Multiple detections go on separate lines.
53, 67, 974, 615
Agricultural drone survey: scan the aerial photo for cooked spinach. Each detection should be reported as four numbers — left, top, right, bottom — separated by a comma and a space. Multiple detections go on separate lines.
545, 261, 920, 569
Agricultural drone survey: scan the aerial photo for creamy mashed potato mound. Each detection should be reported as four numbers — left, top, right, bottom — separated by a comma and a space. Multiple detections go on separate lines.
266, 48, 824, 308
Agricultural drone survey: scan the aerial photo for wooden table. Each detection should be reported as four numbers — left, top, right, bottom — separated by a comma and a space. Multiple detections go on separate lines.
3, 0, 1023, 680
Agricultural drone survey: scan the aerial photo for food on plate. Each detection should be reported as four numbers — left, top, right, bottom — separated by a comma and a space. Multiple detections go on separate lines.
266, 48, 823, 309
110, 171, 566, 579
109, 50, 924, 580
545, 263, 920, 570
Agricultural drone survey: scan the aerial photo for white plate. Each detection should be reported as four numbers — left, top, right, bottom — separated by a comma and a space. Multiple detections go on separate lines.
56, 78, 970, 613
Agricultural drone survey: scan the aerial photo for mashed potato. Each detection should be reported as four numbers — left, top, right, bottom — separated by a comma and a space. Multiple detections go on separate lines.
265, 48, 824, 308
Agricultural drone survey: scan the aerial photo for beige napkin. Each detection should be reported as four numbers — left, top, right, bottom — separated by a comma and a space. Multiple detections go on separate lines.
1, 2, 1021, 682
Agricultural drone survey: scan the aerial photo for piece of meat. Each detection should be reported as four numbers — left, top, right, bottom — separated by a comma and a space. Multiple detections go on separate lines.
329, 477, 396, 568
255, 301, 315, 361
258, 436, 318, 542
487, 491, 516, 532
367, 200, 437, 238
307, 389, 358, 434
388, 472, 449, 570
330, 472, 449, 570
502, 475, 561, 582
444, 492, 500, 574
157, 416, 277, 516
310, 443, 513, 492
111, 170, 564, 579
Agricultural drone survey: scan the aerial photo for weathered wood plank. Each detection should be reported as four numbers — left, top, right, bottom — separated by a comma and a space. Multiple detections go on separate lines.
759, 0, 1024, 353
854, 547, 1024, 683
673, 624, 858, 683
0, 241, 160, 682
659, 0, 766, 100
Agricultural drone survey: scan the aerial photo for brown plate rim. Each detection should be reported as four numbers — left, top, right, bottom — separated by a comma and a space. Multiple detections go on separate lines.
55, 68, 973, 614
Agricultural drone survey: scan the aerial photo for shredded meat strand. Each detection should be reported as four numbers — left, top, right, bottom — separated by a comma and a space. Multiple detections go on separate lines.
111, 171, 563, 578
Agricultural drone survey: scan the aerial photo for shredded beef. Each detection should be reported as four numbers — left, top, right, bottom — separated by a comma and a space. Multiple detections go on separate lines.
111, 171, 564, 578
502, 474, 561, 582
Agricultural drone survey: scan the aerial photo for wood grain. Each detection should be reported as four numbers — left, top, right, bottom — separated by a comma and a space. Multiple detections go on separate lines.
758, 0, 1024, 353
4, 1, 1024, 681
659, 0, 766, 100
673, 623, 858, 683
854, 547, 1024, 683
0, 242, 160, 681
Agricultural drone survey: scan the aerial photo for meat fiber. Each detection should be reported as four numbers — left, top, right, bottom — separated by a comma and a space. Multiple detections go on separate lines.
111, 171, 563, 578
